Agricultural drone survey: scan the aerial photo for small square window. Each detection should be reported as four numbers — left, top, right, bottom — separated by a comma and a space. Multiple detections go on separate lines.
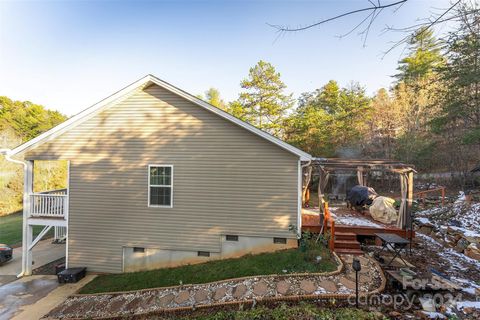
197, 251, 210, 257
273, 237, 287, 244
226, 235, 239, 241
133, 247, 145, 253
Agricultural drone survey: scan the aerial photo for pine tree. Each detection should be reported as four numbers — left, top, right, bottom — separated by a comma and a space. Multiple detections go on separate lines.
204, 88, 227, 110
431, 3, 480, 179
233, 60, 293, 136
396, 27, 444, 83
285, 81, 371, 157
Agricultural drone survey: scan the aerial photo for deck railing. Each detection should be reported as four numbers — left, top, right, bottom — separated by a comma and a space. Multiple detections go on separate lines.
30, 189, 68, 219
323, 202, 335, 251
414, 187, 446, 207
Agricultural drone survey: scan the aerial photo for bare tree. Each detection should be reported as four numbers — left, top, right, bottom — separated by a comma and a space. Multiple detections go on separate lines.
269, 0, 477, 54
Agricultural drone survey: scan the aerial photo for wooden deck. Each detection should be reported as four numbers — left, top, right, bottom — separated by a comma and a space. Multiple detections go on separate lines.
302, 206, 414, 238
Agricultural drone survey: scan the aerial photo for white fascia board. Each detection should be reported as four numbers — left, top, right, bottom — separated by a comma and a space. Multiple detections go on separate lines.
10, 74, 312, 161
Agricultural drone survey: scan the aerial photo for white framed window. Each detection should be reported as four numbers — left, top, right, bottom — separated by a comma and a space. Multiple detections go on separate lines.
148, 165, 173, 208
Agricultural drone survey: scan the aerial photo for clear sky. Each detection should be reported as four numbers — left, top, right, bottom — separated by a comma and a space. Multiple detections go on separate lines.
0, 0, 450, 116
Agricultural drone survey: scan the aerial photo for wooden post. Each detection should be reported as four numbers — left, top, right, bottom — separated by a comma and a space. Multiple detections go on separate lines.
323, 202, 330, 231
441, 187, 446, 207
302, 165, 312, 207
407, 170, 414, 253
318, 165, 323, 214
329, 220, 335, 251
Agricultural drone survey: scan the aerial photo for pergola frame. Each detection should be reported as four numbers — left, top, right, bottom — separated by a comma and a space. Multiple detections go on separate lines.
303, 158, 416, 235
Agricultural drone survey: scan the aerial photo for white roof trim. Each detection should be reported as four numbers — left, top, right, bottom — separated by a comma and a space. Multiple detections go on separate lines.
10, 74, 312, 160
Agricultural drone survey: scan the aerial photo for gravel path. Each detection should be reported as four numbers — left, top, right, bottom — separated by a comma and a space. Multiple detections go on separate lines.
45, 254, 384, 319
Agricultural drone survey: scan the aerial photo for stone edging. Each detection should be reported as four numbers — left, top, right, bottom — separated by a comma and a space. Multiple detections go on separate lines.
71, 252, 344, 297
46, 254, 387, 320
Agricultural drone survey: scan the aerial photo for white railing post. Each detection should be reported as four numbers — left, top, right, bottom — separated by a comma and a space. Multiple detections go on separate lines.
24, 160, 34, 275
64, 194, 69, 221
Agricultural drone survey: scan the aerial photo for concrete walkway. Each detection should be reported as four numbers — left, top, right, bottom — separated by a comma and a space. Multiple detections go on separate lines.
11, 275, 96, 320
0, 240, 66, 319
46, 255, 386, 319
0, 275, 59, 320
0, 239, 65, 278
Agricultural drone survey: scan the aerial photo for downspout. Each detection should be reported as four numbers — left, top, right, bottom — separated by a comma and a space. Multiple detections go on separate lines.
0, 149, 28, 277
299, 159, 312, 237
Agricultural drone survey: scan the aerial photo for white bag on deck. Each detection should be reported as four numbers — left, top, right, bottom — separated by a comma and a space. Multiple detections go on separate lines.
369, 196, 398, 224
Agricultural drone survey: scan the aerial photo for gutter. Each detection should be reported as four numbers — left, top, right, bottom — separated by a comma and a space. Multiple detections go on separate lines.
0, 148, 27, 277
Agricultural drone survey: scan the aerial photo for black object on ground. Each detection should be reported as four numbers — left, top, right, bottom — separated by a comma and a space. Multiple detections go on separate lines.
58, 267, 86, 283
0, 244, 13, 264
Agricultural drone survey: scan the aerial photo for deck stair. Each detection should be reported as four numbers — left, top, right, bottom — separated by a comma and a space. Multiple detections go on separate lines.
333, 232, 363, 255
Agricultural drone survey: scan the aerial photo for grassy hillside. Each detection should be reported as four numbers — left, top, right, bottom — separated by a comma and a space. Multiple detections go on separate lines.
0, 212, 53, 245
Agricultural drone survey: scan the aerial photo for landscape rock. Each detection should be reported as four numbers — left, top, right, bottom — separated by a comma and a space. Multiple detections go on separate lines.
388, 310, 402, 318
213, 287, 227, 301
299, 280, 316, 294
419, 225, 434, 235
174, 291, 190, 304
318, 280, 337, 292
158, 293, 175, 307
464, 243, 480, 260
465, 235, 480, 245
252, 281, 268, 296
339, 277, 356, 290
276, 281, 290, 295
455, 238, 470, 253
194, 289, 209, 303
232, 284, 247, 298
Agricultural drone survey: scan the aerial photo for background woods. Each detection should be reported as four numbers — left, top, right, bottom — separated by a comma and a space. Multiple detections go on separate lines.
0, 97, 67, 215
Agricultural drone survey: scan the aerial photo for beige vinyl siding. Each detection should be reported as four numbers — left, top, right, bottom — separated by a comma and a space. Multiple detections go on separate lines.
26, 84, 299, 273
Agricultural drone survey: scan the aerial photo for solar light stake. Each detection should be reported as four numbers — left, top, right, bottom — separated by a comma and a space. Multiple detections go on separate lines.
352, 258, 361, 308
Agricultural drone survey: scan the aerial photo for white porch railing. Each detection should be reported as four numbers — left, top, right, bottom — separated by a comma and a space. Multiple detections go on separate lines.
30, 189, 68, 219
54, 226, 67, 242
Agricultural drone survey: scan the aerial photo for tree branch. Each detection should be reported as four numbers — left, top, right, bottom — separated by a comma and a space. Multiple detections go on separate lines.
268, 0, 407, 32
382, 0, 464, 56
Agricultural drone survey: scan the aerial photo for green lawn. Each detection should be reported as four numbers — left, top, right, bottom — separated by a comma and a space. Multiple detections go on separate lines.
80, 246, 337, 294
0, 212, 53, 246
140, 303, 383, 320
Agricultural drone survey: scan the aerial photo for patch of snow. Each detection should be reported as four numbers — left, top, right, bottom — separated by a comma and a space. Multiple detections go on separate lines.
462, 287, 477, 295
420, 311, 446, 319
456, 300, 480, 310
416, 217, 432, 225
333, 215, 383, 228
451, 277, 480, 295
455, 191, 466, 203
449, 226, 480, 238
417, 233, 480, 271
